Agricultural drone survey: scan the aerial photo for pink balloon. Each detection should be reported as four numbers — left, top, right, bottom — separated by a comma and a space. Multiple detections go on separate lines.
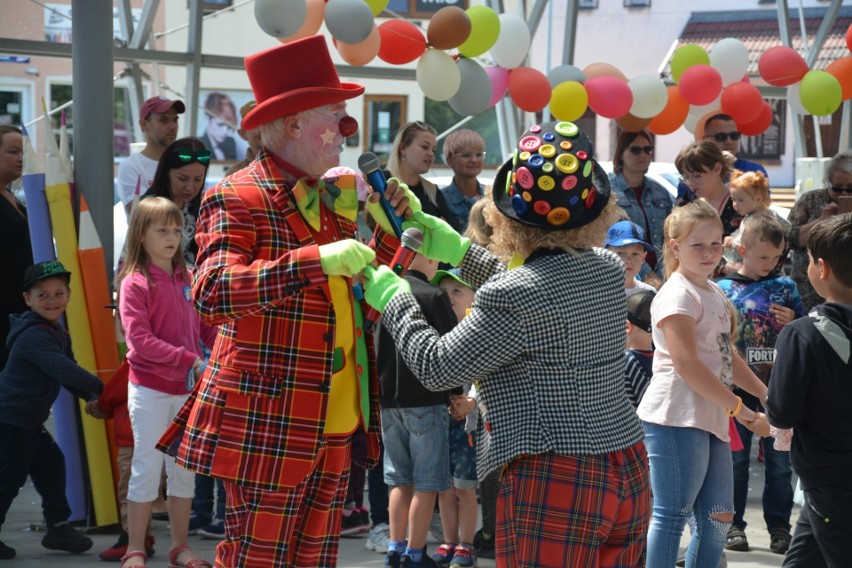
584, 76, 633, 119
758, 46, 808, 87
720, 82, 764, 125
485, 66, 509, 108
678, 64, 723, 106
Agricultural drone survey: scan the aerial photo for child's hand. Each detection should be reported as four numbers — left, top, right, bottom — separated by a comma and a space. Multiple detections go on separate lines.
723, 236, 734, 248
744, 412, 771, 438
770, 304, 795, 325
449, 395, 476, 420
85, 399, 106, 419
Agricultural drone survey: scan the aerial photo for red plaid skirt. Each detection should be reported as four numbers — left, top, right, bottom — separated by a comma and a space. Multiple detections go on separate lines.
496, 442, 650, 568
214, 435, 351, 567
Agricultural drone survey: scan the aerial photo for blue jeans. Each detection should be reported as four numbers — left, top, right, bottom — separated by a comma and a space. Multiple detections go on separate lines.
381, 406, 450, 492
731, 391, 793, 532
191, 473, 225, 522
643, 422, 733, 568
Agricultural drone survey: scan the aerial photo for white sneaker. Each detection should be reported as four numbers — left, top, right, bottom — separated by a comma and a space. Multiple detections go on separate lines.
364, 522, 390, 553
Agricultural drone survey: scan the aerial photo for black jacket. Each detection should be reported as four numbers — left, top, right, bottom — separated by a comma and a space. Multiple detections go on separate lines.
377, 271, 459, 408
767, 302, 852, 490
0, 311, 103, 430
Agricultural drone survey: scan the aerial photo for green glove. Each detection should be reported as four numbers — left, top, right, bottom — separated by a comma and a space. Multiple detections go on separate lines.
365, 178, 422, 236
363, 265, 411, 313
403, 211, 471, 266
318, 239, 376, 277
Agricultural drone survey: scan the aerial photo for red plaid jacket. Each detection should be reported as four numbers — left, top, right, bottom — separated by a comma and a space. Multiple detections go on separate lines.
157, 150, 398, 491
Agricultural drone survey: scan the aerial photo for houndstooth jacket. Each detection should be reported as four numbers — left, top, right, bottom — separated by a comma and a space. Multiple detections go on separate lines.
381, 243, 645, 480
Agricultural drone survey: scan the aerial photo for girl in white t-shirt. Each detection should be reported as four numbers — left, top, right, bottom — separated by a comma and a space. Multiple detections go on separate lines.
637, 200, 767, 568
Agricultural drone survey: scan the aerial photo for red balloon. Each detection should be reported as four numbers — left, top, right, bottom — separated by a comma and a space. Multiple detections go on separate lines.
648, 86, 689, 135
758, 46, 808, 87
377, 20, 426, 65
585, 76, 633, 119
507, 67, 551, 113
826, 56, 852, 100
678, 64, 723, 106
720, 83, 764, 125
847, 22, 852, 52
738, 102, 773, 136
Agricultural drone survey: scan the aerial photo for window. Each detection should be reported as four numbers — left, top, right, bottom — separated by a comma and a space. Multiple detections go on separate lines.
579, 0, 599, 8
363, 95, 408, 158
49, 83, 134, 157
0, 88, 26, 127
624, 0, 651, 6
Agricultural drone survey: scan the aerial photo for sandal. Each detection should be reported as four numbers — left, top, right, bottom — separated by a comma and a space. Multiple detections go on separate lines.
769, 528, 792, 554
724, 526, 749, 552
169, 544, 213, 568
120, 550, 147, 567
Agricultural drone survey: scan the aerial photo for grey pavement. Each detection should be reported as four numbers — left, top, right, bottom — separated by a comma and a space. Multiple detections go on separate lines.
0, 438, 796, 567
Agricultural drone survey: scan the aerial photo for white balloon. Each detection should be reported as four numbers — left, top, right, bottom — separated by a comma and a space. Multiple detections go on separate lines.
547, 64, 585, 88
688, 95, 722, 118
254, 0, 306, 39
787, 83, 808, 115
325, 0, 374, 45
710, 38, 750, 87
449, 58, 492, 117
628, 75, 669, 119
417, 49, 461, 102
683, 112, 702, 134
488, 14, 530, 70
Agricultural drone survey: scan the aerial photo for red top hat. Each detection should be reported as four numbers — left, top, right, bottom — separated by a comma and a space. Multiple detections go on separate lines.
241, 35, 365, 130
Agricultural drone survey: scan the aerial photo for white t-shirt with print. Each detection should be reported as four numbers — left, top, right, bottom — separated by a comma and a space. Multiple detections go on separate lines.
117, 153, 158, 216
637, 271, 734, 441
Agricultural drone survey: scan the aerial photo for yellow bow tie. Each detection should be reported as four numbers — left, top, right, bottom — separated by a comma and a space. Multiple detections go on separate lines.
292, 176, 359, 231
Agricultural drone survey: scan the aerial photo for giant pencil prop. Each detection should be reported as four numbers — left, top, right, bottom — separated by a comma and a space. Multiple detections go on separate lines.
44, 117, 118, 527
22, 125, 89, 520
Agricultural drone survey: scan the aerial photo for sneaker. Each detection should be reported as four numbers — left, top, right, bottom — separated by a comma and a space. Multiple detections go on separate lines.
769, 529, 792, 554
0, 540, 15, 560
340, 509, 371, 536
385, 549, 402, 568
429, 512, 444, 543
98, 530, 129, 561
450, 544, 476, 568
187, 513, 210, 535
472, 529, 494, 559
401, 547, 439, 567
197, 519, 225, 540
430, 543, 455, 566
724, 526, 749, 552
41, 522, 93, 554
365, 522, 391, 553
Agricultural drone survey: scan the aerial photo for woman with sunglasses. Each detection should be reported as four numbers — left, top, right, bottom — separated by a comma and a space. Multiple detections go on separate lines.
387, 121, 462, 232
787, 151, 852, 313
609, 130, 673, 279
142, 138, 211, 267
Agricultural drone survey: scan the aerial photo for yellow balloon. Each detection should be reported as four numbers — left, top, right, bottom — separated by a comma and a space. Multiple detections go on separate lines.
365, 0, 389, 16
458, 6, 500, 58
549, 81, 588, 121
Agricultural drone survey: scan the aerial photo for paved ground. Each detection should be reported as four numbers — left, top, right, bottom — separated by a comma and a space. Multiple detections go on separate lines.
1, 439, 797, 567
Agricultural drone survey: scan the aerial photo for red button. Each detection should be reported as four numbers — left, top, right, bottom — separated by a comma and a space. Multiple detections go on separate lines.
516, 167, 534, 189
356, 364, 364, 376
562, 175, 578, 190
533, 200, 551, 215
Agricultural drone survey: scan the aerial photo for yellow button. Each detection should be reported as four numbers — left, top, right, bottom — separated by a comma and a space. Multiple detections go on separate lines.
542, 162, 554, 173
538, 144, 556, 158
538, 176, 556, 191
555, 153, 579, 174
519, 151, 531, 162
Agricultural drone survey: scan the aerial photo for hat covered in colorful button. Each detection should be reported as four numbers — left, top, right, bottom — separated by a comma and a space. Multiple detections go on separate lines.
241, 35, 365, 130
492, 121, 611, 231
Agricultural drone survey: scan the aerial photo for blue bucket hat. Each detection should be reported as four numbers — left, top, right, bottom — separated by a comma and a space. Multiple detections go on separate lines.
605, 220, 653, 253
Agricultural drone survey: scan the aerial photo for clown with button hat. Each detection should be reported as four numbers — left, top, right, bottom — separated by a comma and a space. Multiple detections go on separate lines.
362, 122, 651, 565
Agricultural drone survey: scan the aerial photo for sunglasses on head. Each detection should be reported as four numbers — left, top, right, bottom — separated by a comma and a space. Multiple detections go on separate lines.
830, 182, 852, 194
708, 132, 742, 142
171, 148, 211, 165
628, 145, 653, 155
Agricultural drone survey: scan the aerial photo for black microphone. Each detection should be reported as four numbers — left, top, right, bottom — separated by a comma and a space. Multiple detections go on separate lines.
358, 152, 405, 237
363, 227, 424, 333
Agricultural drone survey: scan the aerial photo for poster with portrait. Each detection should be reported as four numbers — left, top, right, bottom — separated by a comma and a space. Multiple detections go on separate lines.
195, 90, 255, 162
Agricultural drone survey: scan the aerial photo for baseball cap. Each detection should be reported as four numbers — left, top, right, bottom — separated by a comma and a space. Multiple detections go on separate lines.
139, 96, 186, 121
22, 261, 72, 292
626, 290, 655, 333
431, 269, 472, 289
605, 220, 653, 253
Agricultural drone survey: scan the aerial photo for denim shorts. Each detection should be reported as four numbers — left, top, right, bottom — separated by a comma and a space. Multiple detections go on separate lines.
448, 419, 477, 489
381, 405, 451, 492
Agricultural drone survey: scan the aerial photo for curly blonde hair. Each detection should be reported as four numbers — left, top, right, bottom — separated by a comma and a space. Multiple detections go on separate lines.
729, 170, 771, 208
463, 192, 494, 248
484, 198, 621, 262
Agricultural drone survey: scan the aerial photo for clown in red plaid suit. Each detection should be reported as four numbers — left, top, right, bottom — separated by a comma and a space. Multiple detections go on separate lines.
156, 36, 410, 568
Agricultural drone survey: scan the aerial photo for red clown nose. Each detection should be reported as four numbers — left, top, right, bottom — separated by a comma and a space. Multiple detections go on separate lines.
339, 116, 358, 138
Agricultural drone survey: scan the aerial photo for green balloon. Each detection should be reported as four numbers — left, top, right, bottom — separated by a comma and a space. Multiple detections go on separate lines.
800, 70, 842, 116
671, 44, 710, 83
458, 6, 500, 58
365, 0, 389, 16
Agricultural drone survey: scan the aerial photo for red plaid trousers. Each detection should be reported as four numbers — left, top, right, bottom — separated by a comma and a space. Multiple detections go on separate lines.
214, 435, 351, 567
496, 442, 650, 568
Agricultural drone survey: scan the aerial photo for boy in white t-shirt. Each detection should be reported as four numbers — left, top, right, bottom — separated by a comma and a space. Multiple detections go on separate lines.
605, 220, 657, 296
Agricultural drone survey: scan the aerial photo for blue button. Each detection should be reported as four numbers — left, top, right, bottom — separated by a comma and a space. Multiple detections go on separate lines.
543, 132, 555, 141
511, 194, 528, 216
527, 154, 545, 168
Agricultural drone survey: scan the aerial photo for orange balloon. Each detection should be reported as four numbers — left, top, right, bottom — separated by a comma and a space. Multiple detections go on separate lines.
335, 25, 381, 66
508, 67, 551, 113
826, 56, 852, 101
615, 113, 652, 133
582, 62, 627, 81
278, 0, 325, 43
427, 6, 471, 50
647, 86, 689, 135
